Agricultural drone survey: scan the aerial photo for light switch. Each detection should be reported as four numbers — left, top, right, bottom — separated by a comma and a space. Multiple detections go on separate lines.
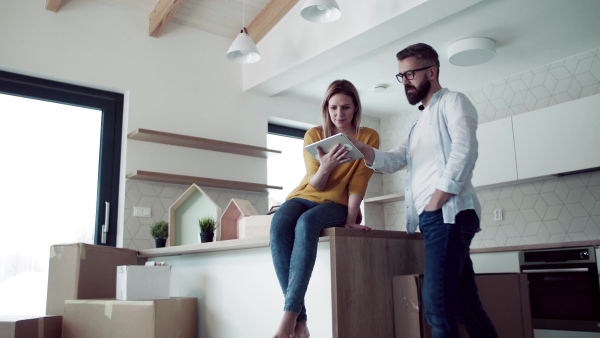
133, 207, 152, 218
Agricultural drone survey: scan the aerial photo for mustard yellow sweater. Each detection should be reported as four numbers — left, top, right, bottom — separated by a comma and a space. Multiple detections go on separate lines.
287, 126, 380, 205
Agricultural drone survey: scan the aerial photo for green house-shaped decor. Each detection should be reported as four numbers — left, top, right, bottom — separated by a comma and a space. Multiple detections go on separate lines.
168, 184, 221, 246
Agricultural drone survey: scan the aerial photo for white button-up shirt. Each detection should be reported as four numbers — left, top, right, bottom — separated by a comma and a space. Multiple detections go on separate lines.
367, 88, 481, 233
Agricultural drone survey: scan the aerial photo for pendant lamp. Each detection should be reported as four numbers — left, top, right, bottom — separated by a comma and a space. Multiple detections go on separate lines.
226, 0, 260, 64
301, 0, 341, 23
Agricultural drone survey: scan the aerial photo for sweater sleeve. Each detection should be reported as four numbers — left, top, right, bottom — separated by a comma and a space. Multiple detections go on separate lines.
303, 128, 322, 181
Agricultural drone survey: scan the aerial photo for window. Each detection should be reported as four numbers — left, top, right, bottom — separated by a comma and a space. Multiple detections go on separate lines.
0, 71, 123, 315
267, 124, 307, 209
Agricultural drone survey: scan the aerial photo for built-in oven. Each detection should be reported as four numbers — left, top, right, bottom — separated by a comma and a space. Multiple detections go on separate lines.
519, 246, 600, 332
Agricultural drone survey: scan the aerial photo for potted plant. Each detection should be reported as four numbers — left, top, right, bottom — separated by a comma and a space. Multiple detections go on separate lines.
197, 216, 219, 243
150, 220, 169, 248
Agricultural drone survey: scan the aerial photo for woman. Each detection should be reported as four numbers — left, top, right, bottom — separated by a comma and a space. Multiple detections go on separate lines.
271, 79, 380, 338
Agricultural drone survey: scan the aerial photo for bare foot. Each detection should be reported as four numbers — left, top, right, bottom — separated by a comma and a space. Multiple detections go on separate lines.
273, 311, 298, 338
294, 321, 310, 338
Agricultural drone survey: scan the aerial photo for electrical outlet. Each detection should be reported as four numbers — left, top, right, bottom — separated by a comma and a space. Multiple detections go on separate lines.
133, 207, 152, 218
493, 209, 503, 221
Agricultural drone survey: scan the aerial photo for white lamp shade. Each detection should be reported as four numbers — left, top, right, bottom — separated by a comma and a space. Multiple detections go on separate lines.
226, 28, 261, 64
447, 37, 496, 66
301, 0, 341, 23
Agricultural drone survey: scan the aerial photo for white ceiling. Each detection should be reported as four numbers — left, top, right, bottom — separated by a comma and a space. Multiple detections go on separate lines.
92, 0, 600, 118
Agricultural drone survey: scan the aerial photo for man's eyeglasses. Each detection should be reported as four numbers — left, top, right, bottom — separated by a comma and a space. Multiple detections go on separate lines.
395, 66, 433, 83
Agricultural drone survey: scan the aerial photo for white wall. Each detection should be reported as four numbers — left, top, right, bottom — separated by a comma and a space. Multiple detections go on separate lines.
0, 0, 321, 244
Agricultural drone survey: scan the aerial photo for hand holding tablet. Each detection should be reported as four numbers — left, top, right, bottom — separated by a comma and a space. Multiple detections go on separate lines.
304, 133, 364, 162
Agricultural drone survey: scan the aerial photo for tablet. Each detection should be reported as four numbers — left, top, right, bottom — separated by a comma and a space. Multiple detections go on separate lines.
304, 133, 364, 162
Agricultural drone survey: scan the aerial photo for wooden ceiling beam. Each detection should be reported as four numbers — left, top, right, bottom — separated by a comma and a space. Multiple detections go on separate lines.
149, 0, 186, 38
45, 0, 62, 12
247, 0, 299, 44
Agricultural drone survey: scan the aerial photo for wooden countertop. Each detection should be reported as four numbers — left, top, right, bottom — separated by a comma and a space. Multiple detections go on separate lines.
137, 228, 424, 258
470, 239, 600, 254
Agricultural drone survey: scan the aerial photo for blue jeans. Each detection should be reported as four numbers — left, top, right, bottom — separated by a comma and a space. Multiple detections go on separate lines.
419, 209, 498, 338
270, 198, 348, 322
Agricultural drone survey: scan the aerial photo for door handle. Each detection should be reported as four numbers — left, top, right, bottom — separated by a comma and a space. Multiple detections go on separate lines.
101, 201, 110, 244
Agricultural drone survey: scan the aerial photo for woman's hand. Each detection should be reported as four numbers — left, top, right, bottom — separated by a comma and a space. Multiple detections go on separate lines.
344, 223, 371, 231
316, 144, 351, 170
309, 144, 351, 190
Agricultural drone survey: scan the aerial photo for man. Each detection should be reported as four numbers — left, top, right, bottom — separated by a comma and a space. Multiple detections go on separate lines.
351, 43, 498, 338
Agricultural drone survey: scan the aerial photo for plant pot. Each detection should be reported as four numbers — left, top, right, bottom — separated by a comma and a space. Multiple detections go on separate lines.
199, 232, 214, 243
155, 238, 167, 248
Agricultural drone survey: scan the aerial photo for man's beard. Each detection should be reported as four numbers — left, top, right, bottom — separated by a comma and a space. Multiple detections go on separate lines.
405, 78, 431, 105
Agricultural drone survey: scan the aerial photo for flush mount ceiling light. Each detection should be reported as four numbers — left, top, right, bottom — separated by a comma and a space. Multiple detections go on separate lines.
226, 0, 260, 64
301, 0, 341, 23
447, 37, 496, 66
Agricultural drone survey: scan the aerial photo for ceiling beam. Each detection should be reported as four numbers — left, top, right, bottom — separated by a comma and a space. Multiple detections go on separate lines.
247, 0, 299, 43
149, 0, 186, 38
45, 0, 62, 12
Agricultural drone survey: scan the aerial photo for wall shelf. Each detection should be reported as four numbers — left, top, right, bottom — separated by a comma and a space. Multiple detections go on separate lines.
127, 128, 281, 158
364, 193, 405, 204
126, 170, 282, 193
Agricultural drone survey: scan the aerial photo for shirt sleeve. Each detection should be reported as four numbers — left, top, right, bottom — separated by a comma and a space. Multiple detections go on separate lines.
435, 92, 478, 195
348, 128, 380, 197
367, 129, 410, 174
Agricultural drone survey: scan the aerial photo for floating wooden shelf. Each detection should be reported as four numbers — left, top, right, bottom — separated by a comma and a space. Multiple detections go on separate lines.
126, 170, 282, 193
127, 128, 281, 158
364, 193, 405, 204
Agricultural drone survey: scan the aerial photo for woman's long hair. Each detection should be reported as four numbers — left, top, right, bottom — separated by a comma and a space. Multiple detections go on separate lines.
320, 80, 362, 138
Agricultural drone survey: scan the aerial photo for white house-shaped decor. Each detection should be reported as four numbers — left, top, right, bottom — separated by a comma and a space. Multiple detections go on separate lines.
239, 214, 274, 239
168, 184, 221, 246
220, 199, 258, 241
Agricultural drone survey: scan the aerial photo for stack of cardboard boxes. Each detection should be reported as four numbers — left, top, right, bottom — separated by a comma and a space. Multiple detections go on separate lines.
1, 243, 198, 338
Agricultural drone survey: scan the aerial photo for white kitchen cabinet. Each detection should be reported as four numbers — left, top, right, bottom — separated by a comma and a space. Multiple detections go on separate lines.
472, 117, 518, 188
512, 94, 600, 180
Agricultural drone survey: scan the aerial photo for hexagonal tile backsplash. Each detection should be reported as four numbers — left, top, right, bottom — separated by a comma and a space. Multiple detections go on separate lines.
376, 46, 600, 249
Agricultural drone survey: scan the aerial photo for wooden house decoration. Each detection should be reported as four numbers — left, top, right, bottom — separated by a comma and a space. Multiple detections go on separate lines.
220, 198, 274, 240
220, 199, 258, 240
168, 184, 221, 246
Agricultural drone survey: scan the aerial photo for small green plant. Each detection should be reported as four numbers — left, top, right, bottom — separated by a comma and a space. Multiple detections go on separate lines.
150, 220, 169, 239
197, 216, 219, 233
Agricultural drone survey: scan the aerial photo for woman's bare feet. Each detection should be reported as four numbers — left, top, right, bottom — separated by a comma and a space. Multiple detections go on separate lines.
294, 321, 310, 338
273, 311, 298, 338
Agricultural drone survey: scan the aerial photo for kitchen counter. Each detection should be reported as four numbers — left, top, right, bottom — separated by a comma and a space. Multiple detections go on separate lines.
470, 239, 600, 254
139, 228, 425, 338
137, 227, 420, 257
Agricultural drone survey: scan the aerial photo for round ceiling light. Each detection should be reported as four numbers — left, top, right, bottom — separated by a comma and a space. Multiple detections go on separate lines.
447, 37, 496, 66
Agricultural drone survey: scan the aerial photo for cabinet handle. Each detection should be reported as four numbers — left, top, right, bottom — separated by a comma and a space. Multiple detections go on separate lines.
522, 267, 589, 273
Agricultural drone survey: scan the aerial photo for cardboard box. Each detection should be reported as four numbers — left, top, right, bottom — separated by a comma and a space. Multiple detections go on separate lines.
116, 265, 171, 300
392, 274, 533, 338
46, 243, 140, 315
0, 316, 62, 338
62, 297, 197, 338
392, 275, 425, 338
